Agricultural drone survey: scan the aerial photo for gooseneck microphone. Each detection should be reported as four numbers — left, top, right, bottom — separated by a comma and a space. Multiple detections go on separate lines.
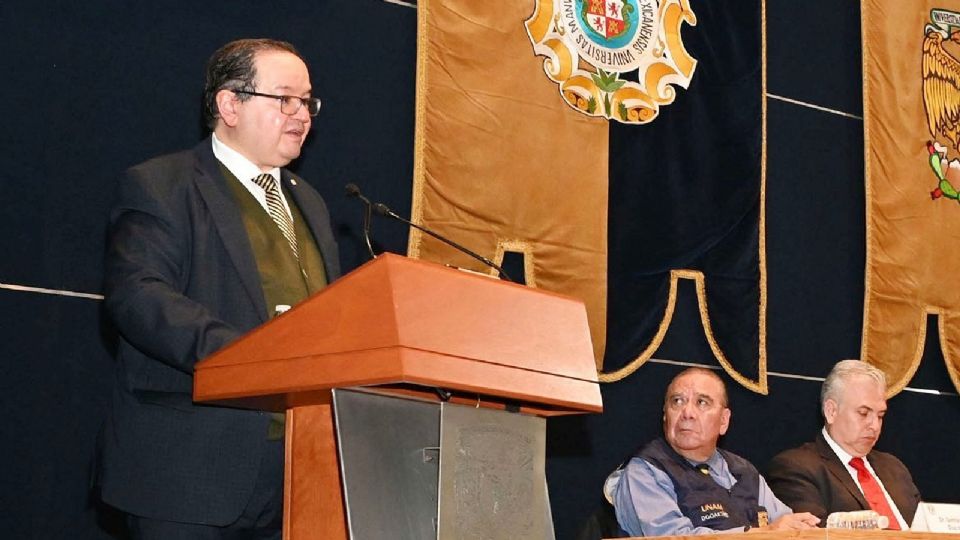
372, 202, 514, 283
344, 183, 377, 260
345, 185, 510, 403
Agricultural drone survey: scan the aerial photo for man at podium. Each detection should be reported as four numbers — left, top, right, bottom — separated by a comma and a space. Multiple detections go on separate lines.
605, 368, 820, 536
98, 38, 340, 539
766, 360, 921, 529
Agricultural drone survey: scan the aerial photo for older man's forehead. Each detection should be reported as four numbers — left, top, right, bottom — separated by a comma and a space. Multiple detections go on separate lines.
666, 372, 724, 398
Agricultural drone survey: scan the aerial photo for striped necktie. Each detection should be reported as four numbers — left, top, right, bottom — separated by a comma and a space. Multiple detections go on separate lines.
252, 173, 298, 258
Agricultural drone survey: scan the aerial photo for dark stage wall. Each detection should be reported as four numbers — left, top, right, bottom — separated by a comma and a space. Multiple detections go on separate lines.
1, 1, 957, 539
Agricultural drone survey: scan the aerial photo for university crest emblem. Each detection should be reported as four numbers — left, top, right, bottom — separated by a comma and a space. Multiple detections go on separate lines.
582, 0, 632, 41
525, 0, 697, 124
922, 8, 960, 203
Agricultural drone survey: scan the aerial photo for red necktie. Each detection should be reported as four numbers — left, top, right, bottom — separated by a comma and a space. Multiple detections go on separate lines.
849, 457, 900, 530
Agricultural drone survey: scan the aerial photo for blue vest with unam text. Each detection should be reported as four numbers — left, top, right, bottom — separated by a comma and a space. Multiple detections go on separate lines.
636, 438, 763, 530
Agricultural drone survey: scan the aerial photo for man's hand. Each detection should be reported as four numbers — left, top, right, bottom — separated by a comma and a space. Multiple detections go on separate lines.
762, 512, 821, 530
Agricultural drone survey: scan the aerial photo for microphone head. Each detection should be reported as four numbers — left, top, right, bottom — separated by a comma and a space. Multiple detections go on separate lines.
373, 202, 391, 216
344, 183, 361, 197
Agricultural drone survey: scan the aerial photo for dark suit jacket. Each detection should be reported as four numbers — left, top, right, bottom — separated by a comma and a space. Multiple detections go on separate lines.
765, 431, 921, 526
99, 137, 340, 525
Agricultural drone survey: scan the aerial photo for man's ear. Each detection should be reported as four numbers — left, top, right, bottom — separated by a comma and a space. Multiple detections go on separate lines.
718, 407, 731, 436
823, 398, 838, 425
216, 89, 240, 127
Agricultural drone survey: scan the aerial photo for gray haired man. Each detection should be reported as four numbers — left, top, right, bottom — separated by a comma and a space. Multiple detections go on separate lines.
766, 360, 921, 529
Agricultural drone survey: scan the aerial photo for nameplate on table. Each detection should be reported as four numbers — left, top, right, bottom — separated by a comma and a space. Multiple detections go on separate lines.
911, 501, 960, 533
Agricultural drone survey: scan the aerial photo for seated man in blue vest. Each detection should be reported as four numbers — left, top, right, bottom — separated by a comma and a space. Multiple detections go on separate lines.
605, 368, 821, 536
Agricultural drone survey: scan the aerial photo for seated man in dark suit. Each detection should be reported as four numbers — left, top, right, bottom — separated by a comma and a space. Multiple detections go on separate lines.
766, 360, 921, 529
606, 367, 820, 536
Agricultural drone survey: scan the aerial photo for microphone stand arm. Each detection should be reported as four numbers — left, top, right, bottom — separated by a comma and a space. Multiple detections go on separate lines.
344, 183, 378, 260
361, 202, 376, 260
374, 204, 514, 283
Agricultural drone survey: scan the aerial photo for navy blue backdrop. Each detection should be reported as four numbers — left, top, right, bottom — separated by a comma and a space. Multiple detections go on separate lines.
1, 1, 958, 539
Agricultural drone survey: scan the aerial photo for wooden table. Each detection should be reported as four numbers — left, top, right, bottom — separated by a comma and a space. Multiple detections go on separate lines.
619, 530, 960, 540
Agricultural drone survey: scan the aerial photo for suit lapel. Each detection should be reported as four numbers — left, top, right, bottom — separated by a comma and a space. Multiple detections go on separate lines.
281, 171, 341, 281
192, 139, 269, 321
815, 433, 869, 509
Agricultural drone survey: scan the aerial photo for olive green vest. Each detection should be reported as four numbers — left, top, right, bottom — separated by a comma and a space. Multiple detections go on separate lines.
221, 165, 327, 318
222, 166, 328, 440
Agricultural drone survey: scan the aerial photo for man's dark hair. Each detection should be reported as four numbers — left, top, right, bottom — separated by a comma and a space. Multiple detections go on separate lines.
202, 38, 304, 130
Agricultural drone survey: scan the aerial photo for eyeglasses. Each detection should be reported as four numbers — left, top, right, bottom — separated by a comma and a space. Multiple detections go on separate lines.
233, 90, 321, 117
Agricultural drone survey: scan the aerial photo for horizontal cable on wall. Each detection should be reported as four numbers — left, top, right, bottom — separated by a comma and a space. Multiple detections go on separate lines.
766, 92, 863, 120
0, 282, 103, 300
648, 358, 958, 398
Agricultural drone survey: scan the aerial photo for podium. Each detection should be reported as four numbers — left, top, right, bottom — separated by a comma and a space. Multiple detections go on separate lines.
193, 253, 602, 539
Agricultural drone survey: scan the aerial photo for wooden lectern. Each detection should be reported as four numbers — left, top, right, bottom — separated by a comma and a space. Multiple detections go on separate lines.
193, 253, 602, 539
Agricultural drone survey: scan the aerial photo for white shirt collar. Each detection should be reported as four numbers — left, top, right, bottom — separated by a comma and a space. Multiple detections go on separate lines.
211, 133, 281, 183
822, 426, 857, 463
210, 134, 292, 221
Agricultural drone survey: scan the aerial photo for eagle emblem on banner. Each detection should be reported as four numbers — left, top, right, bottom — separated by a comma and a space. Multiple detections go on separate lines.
525, 0, 698, 124
862, 0, 960, 396
922, 8, 960, 203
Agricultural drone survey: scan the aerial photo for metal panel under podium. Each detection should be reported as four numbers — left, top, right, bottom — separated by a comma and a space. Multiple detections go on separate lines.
332, 389, 554, 540
438, 400, 551, 540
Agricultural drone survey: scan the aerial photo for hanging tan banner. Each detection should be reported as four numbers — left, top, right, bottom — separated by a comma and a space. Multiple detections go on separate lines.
412, 0, 767, 393
862, 0, 960, 395
411, 0, 610, 361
